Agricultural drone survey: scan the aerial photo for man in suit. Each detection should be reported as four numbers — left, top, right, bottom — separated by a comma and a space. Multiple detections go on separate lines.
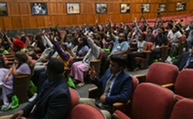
185, 20, 193, 51
80, 54, 132, 119
173, 42, 193, 71
11, 58, 71, 119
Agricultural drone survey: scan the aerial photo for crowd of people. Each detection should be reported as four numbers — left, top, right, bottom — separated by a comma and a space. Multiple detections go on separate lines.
0, 16, 193, 118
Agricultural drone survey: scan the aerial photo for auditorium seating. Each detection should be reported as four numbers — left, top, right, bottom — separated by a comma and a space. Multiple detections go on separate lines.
165, 69, 193, 99
2, 54, 14, 68
66, 88, 80, 119
170, 98, 193, 119
135, 41, 153, 69
135, 62, 178, 86
70, 104, 105, 119
113, 83, 193, 119
13, 75, 31, 103
113, 83, 176, 119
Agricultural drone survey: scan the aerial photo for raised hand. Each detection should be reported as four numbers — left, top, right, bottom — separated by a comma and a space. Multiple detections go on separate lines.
89, 65, 97, 79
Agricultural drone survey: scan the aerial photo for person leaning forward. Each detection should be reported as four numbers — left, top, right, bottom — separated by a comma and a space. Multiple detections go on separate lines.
11, 58, 71, 119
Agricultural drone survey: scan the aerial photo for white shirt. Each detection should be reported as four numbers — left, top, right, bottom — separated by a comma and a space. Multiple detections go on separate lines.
167, 31, 182, 42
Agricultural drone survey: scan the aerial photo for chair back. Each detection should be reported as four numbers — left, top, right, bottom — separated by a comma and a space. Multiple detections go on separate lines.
71, 104, 105, 119
146, 42, 153, 50
66, 88, 79, 119
13, 75, 31, 103
146, 62, 178, 85
170, 98, 193, 119
130, 75, 139, 99
132, 83, 176, 119
174, 69, 193, 99
69, 88, 79, 110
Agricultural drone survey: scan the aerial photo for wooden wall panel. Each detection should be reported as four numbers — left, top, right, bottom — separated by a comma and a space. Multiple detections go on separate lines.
11, 16, 21, 29
0, 0, 192, 30
19, 3, 30, 16
3, 17, 12, 30
36, 16, 45, 28
44, 16, 52, 28
49, 3, 57, 15
9, 3, 19, 16
56, 3, 65, 15
29, 17, 37, 28
21, 16, 30, 28
0, 18, 4, 30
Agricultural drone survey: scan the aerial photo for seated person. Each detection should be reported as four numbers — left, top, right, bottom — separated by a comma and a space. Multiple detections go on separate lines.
173, 42, 193, 71
70, 33, 102, 87
79, 54, 132, 119
127, 34, 148, 71
32, 33, 71, 91
149, 27, 168, 64
34, 35, 46, 57
101, 31, 129, 76
145, 26, 155, 43
11, 58, 71, 119
72, 35, 89, 62
166, 25, 182, 61
0, 51, 31, 110
101, 34, 114, 53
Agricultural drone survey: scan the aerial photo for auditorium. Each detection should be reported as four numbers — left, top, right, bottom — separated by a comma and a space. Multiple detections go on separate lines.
0, 0, 193, 119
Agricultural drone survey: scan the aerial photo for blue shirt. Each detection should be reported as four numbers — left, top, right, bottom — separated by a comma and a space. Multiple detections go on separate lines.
111, 37, 129, 53
184, 53, 193, 69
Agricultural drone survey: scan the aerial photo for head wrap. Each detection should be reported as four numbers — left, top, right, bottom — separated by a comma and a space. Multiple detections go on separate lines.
13, 39, 25, 49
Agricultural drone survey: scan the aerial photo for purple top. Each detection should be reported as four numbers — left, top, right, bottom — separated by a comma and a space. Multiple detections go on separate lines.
53, 41, 70, 61
77, 45, 89, 57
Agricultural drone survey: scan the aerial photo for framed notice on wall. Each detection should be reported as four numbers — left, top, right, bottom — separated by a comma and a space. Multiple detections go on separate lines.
30, 2, 48, 15
96, 3, 107, 14
0, 2, 8, 16
159, 4, 167, 12
121, 3, 130, 13
141, 4, 150, 13
66, 2, 80, 14
176, 2, 186, 11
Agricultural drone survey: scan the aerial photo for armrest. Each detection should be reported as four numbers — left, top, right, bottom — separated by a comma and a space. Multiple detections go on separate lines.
160, 45, 168, 49
90, 59, 100, 63
141, 50, 151, 53
64, 67, 70, 71
4, 54, 13, 57
74, 57, 84, 61
113, 110, 131, 119
123, 53, 128, 57
6, 57, 14, 60
128, 47, 137, 52
134, 74, 146, 83
14, 75, 31, 79
0, 115, 13, 119
88, 87, 101, 98
161, 83, 174, 90
88, 86, 98, 92
113, 100, 131, 108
